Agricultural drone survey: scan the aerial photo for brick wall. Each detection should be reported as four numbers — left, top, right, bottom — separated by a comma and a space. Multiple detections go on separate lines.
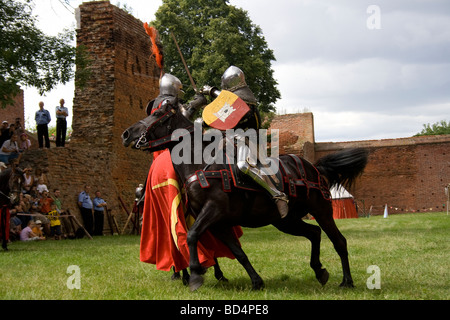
315, 135, 450, 215
270, 113, 315, 162
0, 90, 24, 125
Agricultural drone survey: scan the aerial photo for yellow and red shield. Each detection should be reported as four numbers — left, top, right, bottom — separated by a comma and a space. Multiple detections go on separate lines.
202, 90, 250, 130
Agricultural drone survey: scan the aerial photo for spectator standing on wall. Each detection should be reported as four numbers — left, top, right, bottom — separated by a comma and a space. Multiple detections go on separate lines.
55, 99, 68, 147
93, 191, 107, 236
35, 102, 51, 149
78, 185, 94, 236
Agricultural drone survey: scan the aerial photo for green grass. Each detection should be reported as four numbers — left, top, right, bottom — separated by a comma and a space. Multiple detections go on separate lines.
1, 212, 449, 300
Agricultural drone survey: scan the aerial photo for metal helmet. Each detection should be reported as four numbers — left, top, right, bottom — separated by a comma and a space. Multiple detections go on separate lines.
221, 66, 246, 91
159, 74, 184, 99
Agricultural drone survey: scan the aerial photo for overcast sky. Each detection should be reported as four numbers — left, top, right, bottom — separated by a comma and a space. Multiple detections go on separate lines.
24, 0, 450, 142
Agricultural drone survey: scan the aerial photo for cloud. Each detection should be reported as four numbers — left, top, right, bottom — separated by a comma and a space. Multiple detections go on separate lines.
232, 0, 450, 141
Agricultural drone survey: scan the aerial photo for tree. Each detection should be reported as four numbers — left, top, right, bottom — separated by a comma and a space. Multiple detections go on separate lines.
0, 0, 86, 108
150, 0, 280, 113
414, 120, 450, 136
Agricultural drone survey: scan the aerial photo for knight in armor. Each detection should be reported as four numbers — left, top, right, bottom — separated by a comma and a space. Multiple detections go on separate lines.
147, 74, 207, 117
187, 66, 289, 218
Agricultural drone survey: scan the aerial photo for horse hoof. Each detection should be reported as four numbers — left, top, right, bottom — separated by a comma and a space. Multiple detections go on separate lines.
339, 279, 355, 288
252, 279, 265, 291
218, 276, 229, 283
189, 274, 204, 291
182, 275, 190, 286
171, 273, 181, 281
317, 269, 329, 286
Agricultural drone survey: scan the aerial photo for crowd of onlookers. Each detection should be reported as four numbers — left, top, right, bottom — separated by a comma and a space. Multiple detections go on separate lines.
2, 100, 111, 244
0, 118, 31, 165
7, 164, 76, 242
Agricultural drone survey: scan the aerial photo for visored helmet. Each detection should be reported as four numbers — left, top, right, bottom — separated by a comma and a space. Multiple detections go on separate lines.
221, 66, 246, 91
159, 74, 184, 99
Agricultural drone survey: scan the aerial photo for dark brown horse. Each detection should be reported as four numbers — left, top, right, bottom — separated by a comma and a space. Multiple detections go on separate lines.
1, 165, 23, 250
122, 101, 368, 291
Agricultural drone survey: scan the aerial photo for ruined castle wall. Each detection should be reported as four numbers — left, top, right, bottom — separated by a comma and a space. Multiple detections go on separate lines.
22, 1, 158, 232
315, 135, 450, 215
0, 90, 24, 125
270, 113, 315, 162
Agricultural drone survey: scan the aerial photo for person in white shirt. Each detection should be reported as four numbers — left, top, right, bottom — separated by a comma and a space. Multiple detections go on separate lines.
0, 134, 21, 165
55, 99, 69, 147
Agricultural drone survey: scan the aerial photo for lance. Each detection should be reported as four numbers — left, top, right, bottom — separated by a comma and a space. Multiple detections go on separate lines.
170, 31, 198, 93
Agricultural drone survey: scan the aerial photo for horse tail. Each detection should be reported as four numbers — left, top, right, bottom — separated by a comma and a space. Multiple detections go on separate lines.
314, 148, 369, 190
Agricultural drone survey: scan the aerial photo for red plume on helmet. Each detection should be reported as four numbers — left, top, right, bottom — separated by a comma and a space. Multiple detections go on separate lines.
143, 23, 164, 71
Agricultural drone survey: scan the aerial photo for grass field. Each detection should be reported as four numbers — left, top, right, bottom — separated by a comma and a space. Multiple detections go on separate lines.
0, 212, 448, 300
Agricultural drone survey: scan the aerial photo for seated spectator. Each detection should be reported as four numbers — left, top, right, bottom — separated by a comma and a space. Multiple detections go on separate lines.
11, 202, 30, 230
34, 168, 49, 188
22, 167, 34, 193
20, 221, 44, 241
29, 185, 39, 200
37, 191, 53, 236
32, 220, 45, 240
6, 123, 16, 139
19, 133, 31, 152
9, 215, 23, 241
0, 134, 21, 165
36, 178, 49, 194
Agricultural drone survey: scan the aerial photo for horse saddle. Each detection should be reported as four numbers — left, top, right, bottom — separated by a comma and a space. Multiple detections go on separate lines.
185, 157, 284, 194
185, 154, 331, 201
228, 158, 284, 192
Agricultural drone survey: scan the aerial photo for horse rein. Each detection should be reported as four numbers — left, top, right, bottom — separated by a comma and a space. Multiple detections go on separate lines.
136, 100, 194, 150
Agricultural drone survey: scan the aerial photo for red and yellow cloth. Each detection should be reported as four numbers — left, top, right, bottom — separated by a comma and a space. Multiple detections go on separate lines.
140, 150, 242, 272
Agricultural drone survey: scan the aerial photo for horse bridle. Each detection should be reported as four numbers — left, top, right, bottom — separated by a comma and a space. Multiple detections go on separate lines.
135, 101, 194, 150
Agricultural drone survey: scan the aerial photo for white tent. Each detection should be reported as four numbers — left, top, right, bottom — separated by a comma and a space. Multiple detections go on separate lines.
330, 185, 358, 219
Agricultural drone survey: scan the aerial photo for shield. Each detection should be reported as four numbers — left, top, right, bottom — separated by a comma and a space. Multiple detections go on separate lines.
202, 90, 250, 130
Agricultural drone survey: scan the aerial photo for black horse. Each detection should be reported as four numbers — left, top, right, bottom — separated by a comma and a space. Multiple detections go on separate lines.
1, 165, 23, 250
122, 101, 368, 291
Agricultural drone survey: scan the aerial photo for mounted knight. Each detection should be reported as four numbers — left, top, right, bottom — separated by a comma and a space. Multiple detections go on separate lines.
183, 66, 289, 218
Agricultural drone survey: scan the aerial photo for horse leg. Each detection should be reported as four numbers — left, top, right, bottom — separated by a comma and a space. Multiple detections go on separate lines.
171, 267, 181, 280
212, 228, 264, 290
186, 205, 219, 291
171, 267, 190, 286
273, 215, 329, 286
213, 258, 228, 282
312, 205, 354, 288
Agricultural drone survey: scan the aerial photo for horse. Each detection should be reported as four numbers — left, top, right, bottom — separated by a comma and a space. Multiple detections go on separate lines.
0, 164, 24, 250
122, 101, 368, 291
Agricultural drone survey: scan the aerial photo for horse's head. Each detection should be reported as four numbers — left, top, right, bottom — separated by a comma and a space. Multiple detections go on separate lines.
122, 96, 193, 152
0, 165, 23, 206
